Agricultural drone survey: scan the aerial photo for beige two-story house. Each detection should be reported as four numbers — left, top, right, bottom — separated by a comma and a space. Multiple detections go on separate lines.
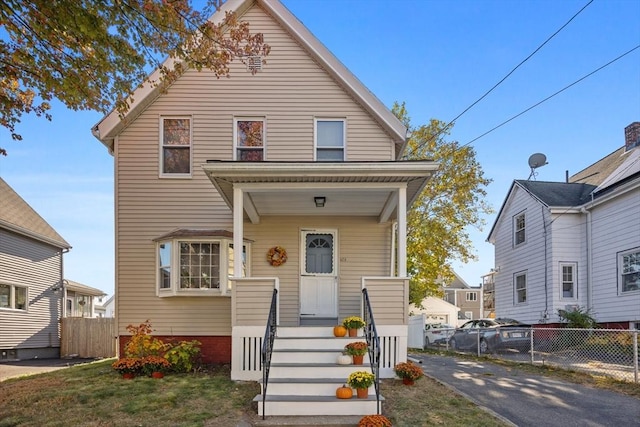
92, 0, 437, 416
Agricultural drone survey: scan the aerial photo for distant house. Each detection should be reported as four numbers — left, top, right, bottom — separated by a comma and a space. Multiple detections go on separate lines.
63, 280, 106, 318
95, 295, 115, 318
441, 272, 483, 324
488, 122, 640, 328
0, 177, 71, 360
409, 296, 459, 326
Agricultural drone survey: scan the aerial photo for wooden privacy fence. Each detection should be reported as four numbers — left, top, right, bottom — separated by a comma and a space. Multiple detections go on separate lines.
61, 317, 116, 358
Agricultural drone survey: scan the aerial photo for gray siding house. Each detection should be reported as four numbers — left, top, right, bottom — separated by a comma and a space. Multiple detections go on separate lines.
0, 178, 71, 360
488, 122, 640, 328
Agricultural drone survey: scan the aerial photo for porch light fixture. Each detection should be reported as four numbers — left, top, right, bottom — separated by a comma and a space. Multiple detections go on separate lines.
314, 196, 326, 208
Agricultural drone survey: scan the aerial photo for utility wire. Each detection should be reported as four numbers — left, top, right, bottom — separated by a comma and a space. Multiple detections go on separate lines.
403, 0, 594, 159
462, 44, 640, 148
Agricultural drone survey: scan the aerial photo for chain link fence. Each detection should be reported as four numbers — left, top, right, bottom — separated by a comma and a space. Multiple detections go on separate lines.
424, 327, 639, 383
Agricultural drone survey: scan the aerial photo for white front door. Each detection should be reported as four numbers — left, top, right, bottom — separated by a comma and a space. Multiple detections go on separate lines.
300, 230, 337, 319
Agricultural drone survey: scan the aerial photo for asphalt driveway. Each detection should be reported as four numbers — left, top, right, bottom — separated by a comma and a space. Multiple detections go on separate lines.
410, 353, 640, 427
0, 358, 98, 382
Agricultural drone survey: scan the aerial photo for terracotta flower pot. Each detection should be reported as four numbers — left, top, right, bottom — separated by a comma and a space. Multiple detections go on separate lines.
348, 328, 358, 337
151, 371, 164, 379
356, 388, 368, 399
122, 372, 135, 379
352, 355, 364, 365
402, 377, 415, 385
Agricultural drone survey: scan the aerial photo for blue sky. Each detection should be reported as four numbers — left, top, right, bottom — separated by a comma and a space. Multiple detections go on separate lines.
1, 0, 639, 296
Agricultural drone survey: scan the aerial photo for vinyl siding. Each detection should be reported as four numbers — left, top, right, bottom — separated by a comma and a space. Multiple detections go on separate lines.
113, 4, 398, 336
493, 186, 548, 324
590, 189, 640, 323
0, 230, 62, 349
548, 213, 586, 311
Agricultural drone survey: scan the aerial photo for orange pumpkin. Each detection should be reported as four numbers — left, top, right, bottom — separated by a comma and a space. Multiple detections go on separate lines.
336, 384, 353, 399
333, 325, 347, 337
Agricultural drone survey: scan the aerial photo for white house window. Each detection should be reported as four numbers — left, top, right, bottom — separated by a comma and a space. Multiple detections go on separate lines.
156, 235, 249, 297
560, 262, 577, 298
235, 118, 265, 161
514, 272, 527, 304
514, 212, 526, 246
160, 117, 191, 176
619, 249, 640, 293
464, 311, 473, 320
315, 119, 345, 161
0, 283, 27, 311
465, 292, 477, 302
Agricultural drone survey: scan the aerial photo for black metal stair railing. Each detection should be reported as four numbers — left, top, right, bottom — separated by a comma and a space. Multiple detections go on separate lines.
261, 288, 278, 420
362, 287, 382, 414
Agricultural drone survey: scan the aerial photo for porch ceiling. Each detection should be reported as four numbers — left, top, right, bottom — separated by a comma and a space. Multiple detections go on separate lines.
202, 161, 438, 221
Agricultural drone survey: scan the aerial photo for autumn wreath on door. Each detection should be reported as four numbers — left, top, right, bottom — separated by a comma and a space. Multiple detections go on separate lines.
267, 246, 288, 266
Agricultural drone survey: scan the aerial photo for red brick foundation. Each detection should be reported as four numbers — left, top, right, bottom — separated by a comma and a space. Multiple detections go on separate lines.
118, 335, 231, 364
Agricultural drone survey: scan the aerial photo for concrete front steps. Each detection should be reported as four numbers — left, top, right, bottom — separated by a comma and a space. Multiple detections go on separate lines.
254, 326, 383, 417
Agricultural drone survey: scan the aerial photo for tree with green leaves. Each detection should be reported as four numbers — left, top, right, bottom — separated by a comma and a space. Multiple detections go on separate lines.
0, 0, 270, 155
393, 102, 493, 306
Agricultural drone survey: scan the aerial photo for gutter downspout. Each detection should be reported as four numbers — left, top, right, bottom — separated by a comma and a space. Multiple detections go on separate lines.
580, 205, 593, 311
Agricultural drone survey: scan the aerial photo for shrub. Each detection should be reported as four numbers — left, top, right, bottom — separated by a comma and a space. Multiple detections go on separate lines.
140, 355, 171, 376
393, 361, 424, 381
124, 320, 168, 358
112, 357, 142, 375
164, 340, 202, 373
558, 306, 597, 329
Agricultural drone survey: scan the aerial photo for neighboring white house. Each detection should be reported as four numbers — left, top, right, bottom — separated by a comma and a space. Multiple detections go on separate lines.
0, 177, 71, 360
488, 122, 640, 328
95, 295, 115, 318
63, 280, 107, 318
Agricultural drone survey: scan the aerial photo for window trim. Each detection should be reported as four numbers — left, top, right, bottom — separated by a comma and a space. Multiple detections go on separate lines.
513, 211, 526, 247
314, 118, 346, 161
159, 116, 192, 178
465, 292, 477, 302
514, 271, 527, 305
559, 262, 578, 300
618, 247, 640, 294
233, 116, 266, 161
0, 282, 28, 311
156, 237, 250, 297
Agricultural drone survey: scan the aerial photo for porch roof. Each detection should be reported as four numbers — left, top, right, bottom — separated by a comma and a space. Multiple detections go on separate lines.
202, 161, 438, 222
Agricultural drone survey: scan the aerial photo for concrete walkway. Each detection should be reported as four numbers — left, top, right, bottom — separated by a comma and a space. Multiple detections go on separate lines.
0, 358, 98, 382
410, 353, 640, 427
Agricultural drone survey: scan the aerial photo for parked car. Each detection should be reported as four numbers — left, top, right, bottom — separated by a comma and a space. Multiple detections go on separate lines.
424, 323, 456, 347
448, 318, 531, 353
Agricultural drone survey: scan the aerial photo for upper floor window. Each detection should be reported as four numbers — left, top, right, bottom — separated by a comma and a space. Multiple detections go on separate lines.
156, 236, 249, 297
514, 211, 526, 246
465, 292, 477, 302
0, 283, 27, 311
514, 272, 527, 304
619, 248, 640, 293
235, 118, 265, 161
161, 117, 191, 176
315, 119, 345, 161
560, 262, 577, 298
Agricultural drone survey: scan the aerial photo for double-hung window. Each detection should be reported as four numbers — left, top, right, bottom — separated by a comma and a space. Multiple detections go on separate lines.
0, 283, 27, 311
465, 292, 477, 302
514, 211, 526, 246
619, 248, 640, 293
235, 118, 265, 161
156, 234, 249, 297
514, 272, 527, 304
160, 117, 191, 176
560, 262, 577, 298
315, 118, 345, 161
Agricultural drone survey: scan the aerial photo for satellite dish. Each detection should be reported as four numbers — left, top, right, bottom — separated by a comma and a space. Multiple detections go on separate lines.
528, 153, 547, 169
527, 153, 548, 180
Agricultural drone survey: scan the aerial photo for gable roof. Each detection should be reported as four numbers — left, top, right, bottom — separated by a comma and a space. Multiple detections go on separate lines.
92, 0, 408, 155
569, 146, 628, 186
515, 180, 597, 207
65, 279, 106, 297
0, 177, 71, 249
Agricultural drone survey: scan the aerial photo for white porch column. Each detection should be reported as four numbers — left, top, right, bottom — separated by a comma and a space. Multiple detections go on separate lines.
233, 187, 244, 278
398, 186, 407, 277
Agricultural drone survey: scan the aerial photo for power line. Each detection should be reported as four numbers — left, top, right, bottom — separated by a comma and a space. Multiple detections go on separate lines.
462, 44, 640, 148
403, 0, 594, 159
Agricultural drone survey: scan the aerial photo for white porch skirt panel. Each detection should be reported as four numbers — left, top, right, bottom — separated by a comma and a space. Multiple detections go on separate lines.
230, 325, 407, 381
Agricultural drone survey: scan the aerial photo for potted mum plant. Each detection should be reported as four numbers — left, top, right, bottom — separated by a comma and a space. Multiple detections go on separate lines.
358, 414, 392, 427
112, 357, 142, 379
141, 355, 172, 378
347, 370, 375, 398
342, 316, 365, 336
393, 361, 424, 385
344, 341, 368, 365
